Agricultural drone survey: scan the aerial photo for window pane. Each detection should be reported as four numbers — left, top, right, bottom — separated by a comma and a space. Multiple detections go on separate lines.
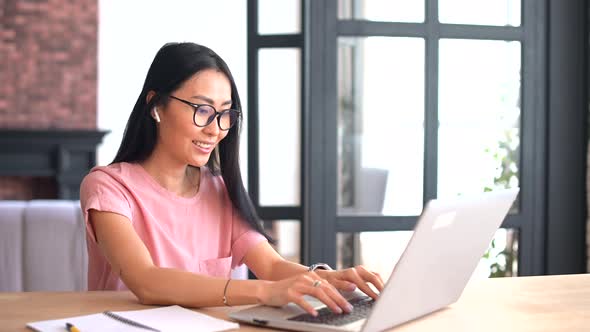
264, 220, 301, 263
338, 0, 424, 23
439, 0, 521, 27
337, 228, 518, 282
337, 232, 413, 281
337, 37, 424, 216
438, 39, 521, 212
258, 0, 301, 34
258, 49, 301, 206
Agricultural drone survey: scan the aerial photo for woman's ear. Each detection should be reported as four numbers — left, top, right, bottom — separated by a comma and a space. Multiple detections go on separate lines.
146, 90, 157, 104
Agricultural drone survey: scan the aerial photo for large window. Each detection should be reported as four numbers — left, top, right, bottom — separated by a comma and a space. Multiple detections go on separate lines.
249, 0, 587, 276
305, 0, 545, 277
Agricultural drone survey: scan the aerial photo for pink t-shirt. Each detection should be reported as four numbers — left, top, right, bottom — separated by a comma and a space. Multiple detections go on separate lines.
80, 162, 267, 291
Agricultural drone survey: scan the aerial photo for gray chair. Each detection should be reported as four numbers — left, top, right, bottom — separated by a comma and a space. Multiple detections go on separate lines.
339, 167, 389, 215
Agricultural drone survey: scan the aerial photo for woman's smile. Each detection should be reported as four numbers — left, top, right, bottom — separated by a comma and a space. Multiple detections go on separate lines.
192, 139, 215, 153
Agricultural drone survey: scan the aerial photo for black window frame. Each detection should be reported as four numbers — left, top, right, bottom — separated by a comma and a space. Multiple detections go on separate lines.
248, 0, 588, 274
247, 0, 306, 263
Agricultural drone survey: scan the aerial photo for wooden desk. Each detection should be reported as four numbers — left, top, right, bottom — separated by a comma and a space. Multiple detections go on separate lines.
1, 274, 588, 331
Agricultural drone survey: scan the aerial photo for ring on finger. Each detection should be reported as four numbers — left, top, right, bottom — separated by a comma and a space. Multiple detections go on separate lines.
312, 280, 322, 288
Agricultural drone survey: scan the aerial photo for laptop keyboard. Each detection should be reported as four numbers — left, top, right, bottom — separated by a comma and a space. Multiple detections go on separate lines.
287, 296, 375, 326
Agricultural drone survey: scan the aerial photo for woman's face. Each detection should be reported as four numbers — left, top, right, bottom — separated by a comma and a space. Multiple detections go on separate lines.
156, 69, 233, 167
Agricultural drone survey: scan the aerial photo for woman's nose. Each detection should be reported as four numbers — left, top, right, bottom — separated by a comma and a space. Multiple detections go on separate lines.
202, 116, 220, 135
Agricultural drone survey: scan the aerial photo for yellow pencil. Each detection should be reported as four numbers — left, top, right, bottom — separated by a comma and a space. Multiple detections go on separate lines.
65, 322, 81, 332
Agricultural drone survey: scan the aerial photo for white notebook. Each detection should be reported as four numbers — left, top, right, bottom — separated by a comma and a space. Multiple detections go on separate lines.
27, 305, 239, 332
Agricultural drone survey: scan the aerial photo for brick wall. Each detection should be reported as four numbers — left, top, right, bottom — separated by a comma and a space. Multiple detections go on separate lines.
0, 0, 97, 199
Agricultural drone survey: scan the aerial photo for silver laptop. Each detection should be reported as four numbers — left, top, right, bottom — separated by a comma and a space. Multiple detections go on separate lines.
230, 188, 519, 332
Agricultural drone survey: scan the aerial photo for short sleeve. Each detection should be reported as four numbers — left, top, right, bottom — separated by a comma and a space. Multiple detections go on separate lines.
230, 211, 267, 268
80, 169, 133, 243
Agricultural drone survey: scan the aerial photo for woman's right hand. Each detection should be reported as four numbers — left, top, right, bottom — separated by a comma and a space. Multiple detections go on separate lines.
257, 271, 354, 316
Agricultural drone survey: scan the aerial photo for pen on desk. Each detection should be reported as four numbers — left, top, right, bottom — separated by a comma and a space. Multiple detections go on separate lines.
66, 322, 81, 332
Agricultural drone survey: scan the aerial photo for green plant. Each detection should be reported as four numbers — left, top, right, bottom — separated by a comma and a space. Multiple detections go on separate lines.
482, 122, 520, 277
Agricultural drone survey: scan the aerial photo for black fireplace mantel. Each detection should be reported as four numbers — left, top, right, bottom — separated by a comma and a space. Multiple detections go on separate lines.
0, 129, 108, 199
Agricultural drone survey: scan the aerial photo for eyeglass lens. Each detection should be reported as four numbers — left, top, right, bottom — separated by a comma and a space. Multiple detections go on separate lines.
194, 105, 238, 130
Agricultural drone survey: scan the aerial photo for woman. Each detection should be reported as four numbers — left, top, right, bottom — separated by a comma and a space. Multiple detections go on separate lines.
80, 42, 383, 316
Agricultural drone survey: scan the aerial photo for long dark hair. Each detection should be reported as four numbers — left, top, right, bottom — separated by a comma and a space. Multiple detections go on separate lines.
112, 42, 272, 242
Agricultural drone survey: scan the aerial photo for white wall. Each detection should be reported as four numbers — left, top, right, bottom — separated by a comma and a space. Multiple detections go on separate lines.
98, 0, 248, 183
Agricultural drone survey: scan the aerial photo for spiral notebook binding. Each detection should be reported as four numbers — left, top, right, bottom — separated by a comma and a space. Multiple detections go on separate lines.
103, 310, 161, 332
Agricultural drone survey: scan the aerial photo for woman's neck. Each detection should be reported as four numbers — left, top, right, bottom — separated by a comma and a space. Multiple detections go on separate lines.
140, 153, 200, 198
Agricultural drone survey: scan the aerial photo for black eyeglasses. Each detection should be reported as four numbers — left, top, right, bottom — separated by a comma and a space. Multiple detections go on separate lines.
168, 95, 241, 131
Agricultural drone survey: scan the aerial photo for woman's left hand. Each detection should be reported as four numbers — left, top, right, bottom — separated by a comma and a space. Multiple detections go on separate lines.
316, 265, 385, 300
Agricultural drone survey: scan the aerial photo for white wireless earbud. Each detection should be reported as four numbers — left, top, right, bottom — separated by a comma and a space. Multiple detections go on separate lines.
153, 107, 161, 123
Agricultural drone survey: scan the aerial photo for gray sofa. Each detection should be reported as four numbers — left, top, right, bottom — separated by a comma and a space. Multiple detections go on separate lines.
0, 200, 246, 292
0, 200, 87, 291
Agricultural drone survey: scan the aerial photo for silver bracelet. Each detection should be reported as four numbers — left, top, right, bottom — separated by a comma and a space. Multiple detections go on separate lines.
308, 263, 333, 272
